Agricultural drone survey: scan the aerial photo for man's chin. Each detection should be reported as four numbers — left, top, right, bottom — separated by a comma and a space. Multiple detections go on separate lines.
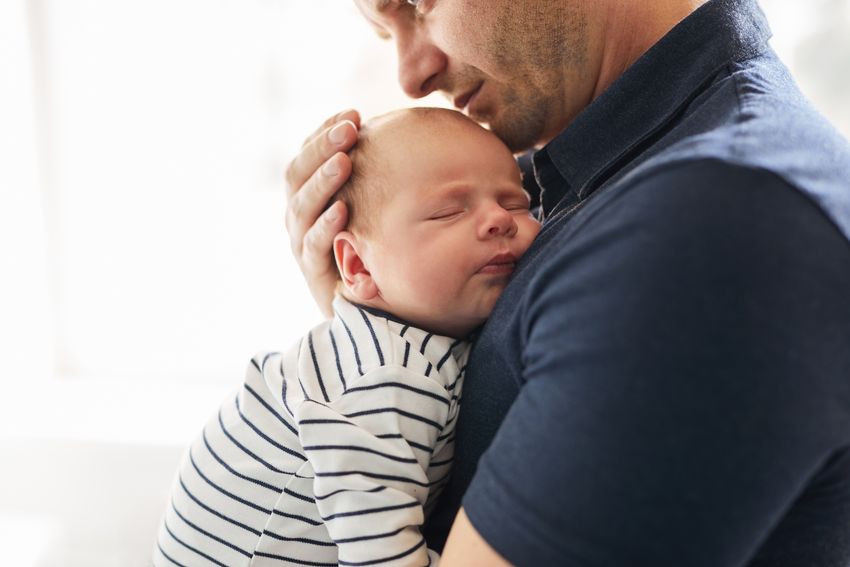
491, 125, 540, 153
480, 115, 540, 153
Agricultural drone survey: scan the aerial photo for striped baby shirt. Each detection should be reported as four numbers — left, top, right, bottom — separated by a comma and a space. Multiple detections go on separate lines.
154, 296, 470, 567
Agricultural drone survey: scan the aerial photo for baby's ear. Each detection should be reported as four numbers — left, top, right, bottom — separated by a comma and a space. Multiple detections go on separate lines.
333, 231, 379, 302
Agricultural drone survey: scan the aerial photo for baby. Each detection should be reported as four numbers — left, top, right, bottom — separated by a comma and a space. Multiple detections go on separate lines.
154, 107, 541, 567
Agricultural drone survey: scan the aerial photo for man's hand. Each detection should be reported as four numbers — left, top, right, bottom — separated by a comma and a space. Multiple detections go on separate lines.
284, 110, 360, 317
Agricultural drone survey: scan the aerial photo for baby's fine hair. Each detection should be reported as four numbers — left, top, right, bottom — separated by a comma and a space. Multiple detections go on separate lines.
331, 107, 478, 235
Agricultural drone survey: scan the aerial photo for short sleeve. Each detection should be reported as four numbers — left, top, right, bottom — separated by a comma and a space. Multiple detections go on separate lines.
462, 161, 850, 566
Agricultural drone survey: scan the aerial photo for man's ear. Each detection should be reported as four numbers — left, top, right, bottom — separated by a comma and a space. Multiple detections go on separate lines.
333, 231, 379, 302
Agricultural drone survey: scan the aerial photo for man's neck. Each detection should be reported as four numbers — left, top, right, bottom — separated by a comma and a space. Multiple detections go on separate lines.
591, 0, 709, 103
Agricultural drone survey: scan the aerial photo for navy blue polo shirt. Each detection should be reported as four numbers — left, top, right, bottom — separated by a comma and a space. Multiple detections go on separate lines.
423, 0, 850, 565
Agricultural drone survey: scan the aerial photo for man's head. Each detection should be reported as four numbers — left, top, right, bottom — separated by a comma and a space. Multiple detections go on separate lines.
332, 107, 541, 337
353, 0, 596, 152
353, 0, 706, 152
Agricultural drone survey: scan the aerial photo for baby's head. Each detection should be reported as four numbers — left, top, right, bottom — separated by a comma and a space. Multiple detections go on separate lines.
332, 107, 540, 338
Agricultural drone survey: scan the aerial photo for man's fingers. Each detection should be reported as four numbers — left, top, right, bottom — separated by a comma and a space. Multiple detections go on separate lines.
286, 119, 359, 196
301, 200, 349, 271
303, 109, 361, 149
286, 151, 352, 250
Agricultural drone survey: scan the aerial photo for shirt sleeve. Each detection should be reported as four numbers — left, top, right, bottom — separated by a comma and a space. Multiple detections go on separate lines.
296, 363, 449, 567
462, 162, 850, 566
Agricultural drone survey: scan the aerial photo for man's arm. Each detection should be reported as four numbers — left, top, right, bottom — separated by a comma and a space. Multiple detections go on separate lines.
448, 162, 850, 565
441, 508, 512, 567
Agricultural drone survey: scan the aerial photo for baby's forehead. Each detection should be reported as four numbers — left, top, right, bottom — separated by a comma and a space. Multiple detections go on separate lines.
367, 108, 481, 144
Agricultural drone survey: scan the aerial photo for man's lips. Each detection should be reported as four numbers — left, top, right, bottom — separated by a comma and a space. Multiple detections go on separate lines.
453, 82, 483, 112
478, 252, 518, 275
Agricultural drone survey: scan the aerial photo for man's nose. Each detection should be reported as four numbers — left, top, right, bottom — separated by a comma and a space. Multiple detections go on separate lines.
396, 33, 447, 98
480, 207, 518, 239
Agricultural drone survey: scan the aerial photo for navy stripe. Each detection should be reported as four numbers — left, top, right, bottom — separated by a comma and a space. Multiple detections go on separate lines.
424, 362, 433, 377
334, 525, 406, 544
272, 508, 324, 526
407, 440, 435, 454
243, 383, 298, 437
437, 339, 463, 371
444, 408, 459, 429
284, 486, 316, 504
314, 470, 430, 488
202, 429, 282, 492
188, 450, 273, 515
177, 476, 260, 536
171, 501, 252, 558
344, 407, 443, 430
252, 550, 336, 567
234, 395, 305, 461
279, 358, 294, 417
314, 486, 386, 501
296, 337, 310, 399
446, 368, 464, 392
216, 409, 293, 476
356, 306, 385, 365
403, 342, 410, 367
322, 499, 419, 521
155, 539, 186, 567
376, 433, 434, 454
419, 333, 433, 354
400, 325, 410, 337
163, 518, 229, 567
260, 529, 335, 546
250, 358, 262, 374
328, 328, 347, 391
336, 312, 364, 376
426, 468, 452, 488
345, 381, 449, 406
308, 331, 331, 402
251, 351, 278, 375
428, 456, 453, 467
299, 418, 353, 426
302, 444, 419, 464
338, 538, 426, 566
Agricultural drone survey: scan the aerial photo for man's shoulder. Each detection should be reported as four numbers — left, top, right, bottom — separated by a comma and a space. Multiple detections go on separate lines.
621, 53, 850, 241
532, 158, 850, 297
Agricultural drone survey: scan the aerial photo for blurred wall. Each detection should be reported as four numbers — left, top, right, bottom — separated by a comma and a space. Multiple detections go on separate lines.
0, 1, 848, 565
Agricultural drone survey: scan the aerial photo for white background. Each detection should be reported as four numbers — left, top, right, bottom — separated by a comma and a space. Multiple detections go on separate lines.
1, 0, 849, 565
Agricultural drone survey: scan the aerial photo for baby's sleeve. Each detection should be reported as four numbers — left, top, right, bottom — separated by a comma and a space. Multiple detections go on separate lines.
295, 363, 450, 566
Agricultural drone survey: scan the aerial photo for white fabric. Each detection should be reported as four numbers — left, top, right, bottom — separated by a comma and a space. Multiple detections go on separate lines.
154, 296, 469, 566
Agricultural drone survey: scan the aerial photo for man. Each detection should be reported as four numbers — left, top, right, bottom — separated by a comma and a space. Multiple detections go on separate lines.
285, 0, 850, 564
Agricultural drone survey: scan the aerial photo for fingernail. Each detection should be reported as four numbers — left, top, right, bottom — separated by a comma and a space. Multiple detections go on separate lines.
328, 122, 350, 146
322, 156, 340, 177
326, 204, 339, 223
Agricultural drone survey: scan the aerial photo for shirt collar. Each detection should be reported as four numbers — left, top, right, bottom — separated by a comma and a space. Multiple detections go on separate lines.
534, 0, 772, 217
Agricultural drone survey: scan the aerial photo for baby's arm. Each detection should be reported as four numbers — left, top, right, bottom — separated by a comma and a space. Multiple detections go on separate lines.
295, 364, 450, 566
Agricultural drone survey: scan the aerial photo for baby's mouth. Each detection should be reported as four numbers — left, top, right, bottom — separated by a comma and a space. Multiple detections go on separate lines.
478, 252, 518, 275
